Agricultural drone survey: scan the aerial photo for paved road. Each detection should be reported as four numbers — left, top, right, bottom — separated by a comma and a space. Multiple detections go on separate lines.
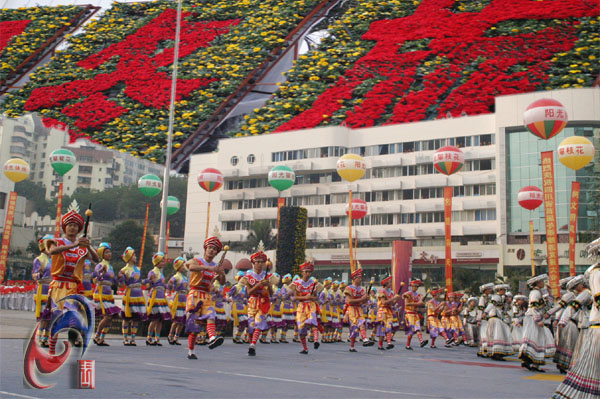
1, 333, 563, 399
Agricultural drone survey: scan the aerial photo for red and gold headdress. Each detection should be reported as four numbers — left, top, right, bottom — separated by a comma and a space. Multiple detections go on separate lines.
350, 268, 363, 280
61, 210, 84, 233
204, 237, 223, 253
409, 279, 423, 287
299, 261, 314, 272
250, 251, 268, 263
381, 276, 392, 286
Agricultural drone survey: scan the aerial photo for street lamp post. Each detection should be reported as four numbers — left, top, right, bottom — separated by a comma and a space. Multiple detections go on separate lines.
158, 0, 183, 254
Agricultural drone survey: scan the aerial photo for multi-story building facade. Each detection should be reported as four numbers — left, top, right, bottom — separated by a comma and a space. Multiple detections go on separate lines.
185, 88, 599, 285
0, 114, 164, 200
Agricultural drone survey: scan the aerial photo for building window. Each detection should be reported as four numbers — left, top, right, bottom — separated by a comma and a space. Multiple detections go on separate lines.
231, 156, 239, 166
247, 154, 255, 164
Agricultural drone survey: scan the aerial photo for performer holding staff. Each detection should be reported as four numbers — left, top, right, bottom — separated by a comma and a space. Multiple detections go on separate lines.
167, 257, 188, 346
93, 242, 120, 346
185, 237, 227, 359
119, 247, 147, 346
292, 261, 322, 354
344, 268, 373, 352
45, 206, 100, 354
403, 279, 428, 350
240, 251, 274, 356
375, 276, 401, 350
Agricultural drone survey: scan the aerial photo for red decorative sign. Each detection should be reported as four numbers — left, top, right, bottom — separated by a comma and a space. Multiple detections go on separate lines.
0, 192, 18, 283
541, 151, 559, 297
568, 181, 580, 277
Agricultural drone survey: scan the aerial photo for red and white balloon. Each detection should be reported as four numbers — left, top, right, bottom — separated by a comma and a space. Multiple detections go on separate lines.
433, 146, 464, 176
518, 186, 543, 210
345, 198, 368, 219
197, 168, 224, 192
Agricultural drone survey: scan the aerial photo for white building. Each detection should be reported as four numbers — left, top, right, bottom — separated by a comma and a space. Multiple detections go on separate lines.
185, 88, 599, 283
0, 114, 164, 200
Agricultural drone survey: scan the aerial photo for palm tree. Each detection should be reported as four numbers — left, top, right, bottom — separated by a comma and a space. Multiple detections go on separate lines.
238, 220, 276, 254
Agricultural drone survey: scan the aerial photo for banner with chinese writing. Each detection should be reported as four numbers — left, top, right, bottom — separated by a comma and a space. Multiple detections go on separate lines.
541, 151, 560, 297
392, 240, 412, 305
277, 197, 285, 229
444, 186, 453, 292
530, 220, 535, 277
0, 192, 18, 283
54, 182, 63, 237
568, 181, 580, 277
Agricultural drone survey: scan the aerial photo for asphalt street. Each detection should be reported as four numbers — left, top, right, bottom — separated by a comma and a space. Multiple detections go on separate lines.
0, 333, 563, 399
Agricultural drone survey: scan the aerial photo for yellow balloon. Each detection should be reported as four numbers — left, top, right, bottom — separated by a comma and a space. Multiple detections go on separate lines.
3, 158, 30, 183
336, 154, 366, 182
557, 136, 595, 170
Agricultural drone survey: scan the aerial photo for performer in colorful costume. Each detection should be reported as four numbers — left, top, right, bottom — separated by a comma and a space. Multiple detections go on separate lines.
279, 273, 295, 343
292, 261, 322, 354
330, 281, 343, 342
511, 294, 528, 352
145, 252, 172, 345
229, 271, 248, 343
268, 272, 283, 343
344, 268, 373, 352
375, 276, 400, 350
45, 209, 100, 354
553, 238, 600, 399
119, 247, 147, 346
167, 257, 188, 345
93, 242, 120, 346
403, 279, 428, 350
427, 288, 452, 348
319, 277, 333, 343
484, 284, 514, 360
32, 235, 53, 347
213, 280, 228, 338
185, 237, 226, 359
477, 282, 494, 356
462, 297, 479, 347
519, 274, 551, 371
241, 251, 274, 356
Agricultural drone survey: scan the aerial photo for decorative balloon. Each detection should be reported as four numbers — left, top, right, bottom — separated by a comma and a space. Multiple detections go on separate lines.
433, 146, 464, 175
518, 186, 543, 210
197, 168, 224, 192
268, 165, 295, 192
345, 199, 368, 219
523, 98, 568, 140
3, 158, 30, 183
557, 136, 594, 170
164, 196, 180, 216
49, 149, 76, 176
336, 154, 366, 182
235, 258, 252, 271
138, 174, 163, 197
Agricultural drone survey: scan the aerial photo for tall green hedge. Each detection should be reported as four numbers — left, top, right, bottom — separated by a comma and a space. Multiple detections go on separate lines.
276, 206, 307, 276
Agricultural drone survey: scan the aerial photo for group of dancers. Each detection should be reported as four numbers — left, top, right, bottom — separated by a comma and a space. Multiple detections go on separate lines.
31, 209, 599, 398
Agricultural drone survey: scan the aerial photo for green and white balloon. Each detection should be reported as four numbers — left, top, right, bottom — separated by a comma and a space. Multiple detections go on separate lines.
268, 165, 295, 192
166, 196, 180, 215
138, 174, 162, 197
49, 149, 75, 176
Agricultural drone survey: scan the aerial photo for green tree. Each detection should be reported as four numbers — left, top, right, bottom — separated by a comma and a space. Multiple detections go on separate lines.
236, 220, 276, 254
104, 220, 155, 276
14, 180, 55, 215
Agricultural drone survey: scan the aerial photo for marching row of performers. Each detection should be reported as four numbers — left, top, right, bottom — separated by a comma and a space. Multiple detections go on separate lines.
31, 215, 489, 355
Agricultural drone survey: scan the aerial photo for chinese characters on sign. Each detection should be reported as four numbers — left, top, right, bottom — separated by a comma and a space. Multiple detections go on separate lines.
78, 360, 95, 389
568, 181, 580, 277
540, 151, 560, 297
0, 192, 18, 282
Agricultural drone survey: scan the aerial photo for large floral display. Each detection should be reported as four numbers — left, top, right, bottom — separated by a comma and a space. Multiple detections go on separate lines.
1, 0, 321, 161
232, 0, 599, 136
0, 6, 91, 82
